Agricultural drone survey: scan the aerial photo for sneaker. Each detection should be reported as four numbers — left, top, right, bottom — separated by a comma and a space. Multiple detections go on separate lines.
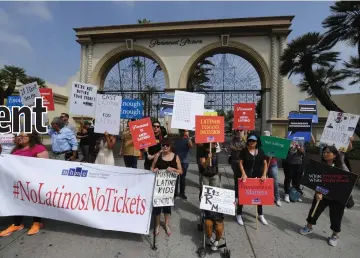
211, 240, 219, 251
180, 194, 188, 200
298, 198, 302, 202
299, 225, 313, 235
328, 234, 339, 247
236, 215, 244, 226
284, 194, 290, 203
28, 222, 42, 235
259, 215, 268, 225
275, 200, 282, 207
0, 224, 24, 237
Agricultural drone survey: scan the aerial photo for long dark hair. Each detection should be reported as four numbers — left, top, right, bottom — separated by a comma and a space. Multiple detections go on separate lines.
11, 131, 43, 154
246, 132, 262, 148
321, 145, 343, 168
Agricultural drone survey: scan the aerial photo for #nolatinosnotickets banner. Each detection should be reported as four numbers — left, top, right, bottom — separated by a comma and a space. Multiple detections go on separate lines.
0, 155, 155, 235
94, 94, 122, 135
69, 82, 98, 117
200, 185, 235, 216
153, 170, 177, 207
287, 113, 313, 142
121, 99, 143, 119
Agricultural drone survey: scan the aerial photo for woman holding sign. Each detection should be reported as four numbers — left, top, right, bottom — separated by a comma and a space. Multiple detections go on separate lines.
95, 131, 116, 166
151, 139, 182, 237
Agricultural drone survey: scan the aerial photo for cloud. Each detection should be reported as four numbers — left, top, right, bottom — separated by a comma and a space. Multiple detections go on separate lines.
0, 8, 10, 26
17, 2, 52, 21
0, 31, 32, 51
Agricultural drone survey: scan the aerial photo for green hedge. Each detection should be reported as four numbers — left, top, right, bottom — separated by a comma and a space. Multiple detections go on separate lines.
306, 141, 360, 160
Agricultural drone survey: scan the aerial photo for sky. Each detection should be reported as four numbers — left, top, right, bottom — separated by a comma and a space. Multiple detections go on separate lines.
0, 1, 358, 93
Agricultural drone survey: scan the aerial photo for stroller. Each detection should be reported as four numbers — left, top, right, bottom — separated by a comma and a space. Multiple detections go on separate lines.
196, 209, 231, 258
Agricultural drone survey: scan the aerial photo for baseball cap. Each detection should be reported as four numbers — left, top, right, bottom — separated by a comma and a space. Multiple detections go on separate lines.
248, 135, 258, 141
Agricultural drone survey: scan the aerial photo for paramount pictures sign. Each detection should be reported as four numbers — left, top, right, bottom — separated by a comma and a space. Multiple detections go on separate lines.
149, 38, 203, 48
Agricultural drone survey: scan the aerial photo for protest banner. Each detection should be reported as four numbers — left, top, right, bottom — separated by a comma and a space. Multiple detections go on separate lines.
204, 109, 217, 116
320, 111, 359, 152
260, 136, 291, 159
238, 178, 274, 206
287, 113, 312, 142
94, 94, 122, 135
129, 117, 157, 150
121, 99, 143, 119
39, 88, 55, 111
171, 91, 205, 130
302, 159, 358, 205
195, 116, 225, 143
233, 103, 255, 130
153, 170, 177, 207
159, 95, 174, 118
0, 155, 155, 234
0, 134, 14, 144
18, 82, 41, 106
69, 82, 98, 117
6, 96, 23, 115
200, 185, 235, 216
299, 100, 318, 123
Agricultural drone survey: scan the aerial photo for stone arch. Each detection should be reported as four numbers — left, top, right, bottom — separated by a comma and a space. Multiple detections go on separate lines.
178, 41, 271, 90
91, 44, 170, 90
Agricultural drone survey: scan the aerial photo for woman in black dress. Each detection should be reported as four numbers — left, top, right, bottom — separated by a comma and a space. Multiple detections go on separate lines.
151, 139, 182, 236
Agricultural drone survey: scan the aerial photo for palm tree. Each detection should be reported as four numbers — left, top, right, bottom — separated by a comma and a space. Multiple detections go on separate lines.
322, 2, 360, 58
0, 65, 26, 105
137, 18, 151, 24
341, 56, 360, 85
21, 76, 47, 88
130, 58, 144, 91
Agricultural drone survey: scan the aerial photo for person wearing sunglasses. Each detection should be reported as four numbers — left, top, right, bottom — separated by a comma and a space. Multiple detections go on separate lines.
151, 139, 182, 236
143, 120, 165, 170
199, 143, 220, 188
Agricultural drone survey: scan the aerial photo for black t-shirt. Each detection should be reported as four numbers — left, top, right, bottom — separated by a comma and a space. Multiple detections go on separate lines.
239, 148, 265, 178
77, 130, 90, 146
144, 134, 163, 167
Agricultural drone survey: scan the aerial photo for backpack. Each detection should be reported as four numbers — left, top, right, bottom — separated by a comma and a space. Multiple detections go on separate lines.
203, 157, 218, 177
289, 187, 302, 202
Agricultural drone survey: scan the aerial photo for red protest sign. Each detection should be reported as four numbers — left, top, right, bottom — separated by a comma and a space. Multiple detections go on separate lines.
233, 103, 255, 130
39, 88, 55, 111
195, 116, 225, 143
238, 178, 274, 205
129, 117, 157, 150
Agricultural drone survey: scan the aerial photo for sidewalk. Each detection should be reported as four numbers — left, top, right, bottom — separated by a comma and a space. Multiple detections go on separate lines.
0, 160, 359, 258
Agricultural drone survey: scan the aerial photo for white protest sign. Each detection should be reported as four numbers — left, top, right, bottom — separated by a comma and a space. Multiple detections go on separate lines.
153, 170, 177, 207
200, 185, 235, 216
171, 91, 205, 130
94, 94, 122, 135
18, 82, 41, 106
0, 133, 14, 144
0, 154, 155, 235
320, 111, 359, 152
69, 82, 97, 117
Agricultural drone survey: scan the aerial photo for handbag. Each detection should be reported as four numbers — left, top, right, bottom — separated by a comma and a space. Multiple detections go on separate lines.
346, 194, 355, 209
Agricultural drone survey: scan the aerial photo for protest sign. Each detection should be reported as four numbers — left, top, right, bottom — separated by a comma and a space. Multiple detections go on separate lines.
260, 136, 291, 159
159, 95, 174, 118
153, 170, 177, 207
39, 88, 55, 111
171, 91, 205, 130
287, 113, 312, 142
18, 82, 41, 106
200, 185, 235, 216
238, 178, 274, 205
302, 159, 358, 205
120, 99, 143, 119
94, 94, 122, 135
0, 134, 14, 144
233, 103, 255, 130
204, 109, 217, 116
195, 116, 225, 143
320, 111, 359, 152
6, 96, 23, 115
69, 82, 97, 117
129, 117, 157, 150
299, 100, 318, 123
0, 155, 155, 234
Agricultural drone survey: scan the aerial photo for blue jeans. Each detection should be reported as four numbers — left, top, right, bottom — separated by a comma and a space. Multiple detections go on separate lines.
268, 164, 280, 201
123, 155, 138, 168
175, 163, 189, 195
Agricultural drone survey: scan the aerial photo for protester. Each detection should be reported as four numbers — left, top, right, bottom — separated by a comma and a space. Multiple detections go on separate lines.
237, 133, 268, 226
143, 120, 164, 170
77, 120, 92, 162
88, 119, 102, 163
151, 138, 182, 236
262, 130, 281, 207
95, 131, 116, 166
199, 143, 220, 188
48, 117, 78, 161
0, 131, 49, 237
204, 210, 224, 251
300, 145, 349, 247
120, 120, 140, 168
60, 113, 77, 135
196, 143, 205, 190
174, 129, 193, 199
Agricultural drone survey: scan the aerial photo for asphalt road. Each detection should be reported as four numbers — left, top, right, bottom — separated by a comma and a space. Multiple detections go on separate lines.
1, 157, 359, 258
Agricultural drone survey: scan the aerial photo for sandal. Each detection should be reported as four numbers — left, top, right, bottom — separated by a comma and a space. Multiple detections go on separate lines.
154, 225, 160, 236
165, 225, 172, 236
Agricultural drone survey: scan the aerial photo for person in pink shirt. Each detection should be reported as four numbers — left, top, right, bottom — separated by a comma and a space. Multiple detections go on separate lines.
0, 131, 49, 237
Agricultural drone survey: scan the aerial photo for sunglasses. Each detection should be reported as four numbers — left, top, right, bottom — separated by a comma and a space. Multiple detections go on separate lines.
161, 144, 170, 148
153, 125, 160, 128
248, 139, 257, 142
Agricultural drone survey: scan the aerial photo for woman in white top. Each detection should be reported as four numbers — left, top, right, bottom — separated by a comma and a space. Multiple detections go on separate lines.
95, 131, 116, 166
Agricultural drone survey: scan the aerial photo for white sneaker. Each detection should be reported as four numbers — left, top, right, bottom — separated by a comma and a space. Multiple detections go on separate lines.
236, 215, 244, 226
211, 240, 219, 251
275, 200, 282, 207
284, 194, 290, 203
259, 215, 268, 225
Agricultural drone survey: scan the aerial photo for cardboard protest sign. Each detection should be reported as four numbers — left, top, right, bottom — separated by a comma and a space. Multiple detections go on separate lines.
94, 94, 122, 135
238, 178, 274, 205
6, 96, 23, 115
129, 117, 157, 150
39, 88, 55, 111
171, 91, 205, 130
18, 82, 41, 106
121, 99, 143, 119
299, 100, 318, 123
233, 103, 255, 130
153, 170, 177, 207
320, 111, 359, 152
260, 136, 291, 159
69, 82, 97, 117
195, 116, 225, 143
287, 113, 312, 142
159, 94, 174, 118
302, 159, 358, 205
200, 185, 235, 216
